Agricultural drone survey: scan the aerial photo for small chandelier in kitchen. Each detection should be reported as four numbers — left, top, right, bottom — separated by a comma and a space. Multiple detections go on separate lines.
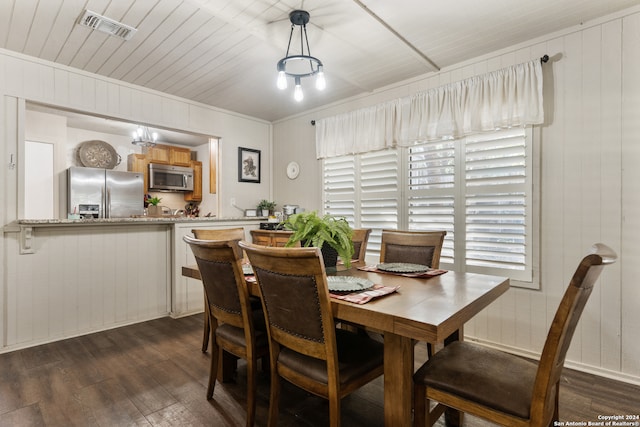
276, 10, 325, 102
131, 126, 158, 147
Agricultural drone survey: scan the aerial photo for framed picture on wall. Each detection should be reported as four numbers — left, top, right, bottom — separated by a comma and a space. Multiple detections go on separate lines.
238, 147, 261, 183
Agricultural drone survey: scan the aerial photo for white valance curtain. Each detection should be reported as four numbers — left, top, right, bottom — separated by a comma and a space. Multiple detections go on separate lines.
316, 59, 544, 159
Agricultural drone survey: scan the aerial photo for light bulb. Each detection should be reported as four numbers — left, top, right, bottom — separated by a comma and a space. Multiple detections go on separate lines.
315, 70, 326, 91
294, 82, 304, 102
277, 71, 287, 90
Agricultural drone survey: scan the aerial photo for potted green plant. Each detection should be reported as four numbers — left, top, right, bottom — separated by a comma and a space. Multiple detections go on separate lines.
282, 211, 354, 269
257, 199, 276, 216
146, 195, 162, 216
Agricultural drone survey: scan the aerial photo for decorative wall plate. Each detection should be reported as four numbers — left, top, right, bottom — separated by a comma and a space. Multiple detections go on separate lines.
326, 276, 374, 292
77, 140, 121, 169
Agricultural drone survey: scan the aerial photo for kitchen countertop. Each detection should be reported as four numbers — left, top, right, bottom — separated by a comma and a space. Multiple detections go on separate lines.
8, 216, 266, 228
4, 217, 267, 255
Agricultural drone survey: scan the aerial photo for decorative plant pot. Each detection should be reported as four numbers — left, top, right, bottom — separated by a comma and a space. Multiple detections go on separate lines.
147, 205, 162, 217
260, 209, 270, 217
320, 243, 339, 271
300, 240, 339, 271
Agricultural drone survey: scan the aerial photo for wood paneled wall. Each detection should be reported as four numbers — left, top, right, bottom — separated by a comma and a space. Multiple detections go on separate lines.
273, 7, 640, 384
3, 225, 170, 350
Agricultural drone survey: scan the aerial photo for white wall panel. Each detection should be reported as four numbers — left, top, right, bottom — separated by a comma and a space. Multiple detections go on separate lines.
53, 67, 69, 105
3, 225, 170, 351
621, 13, 640, 378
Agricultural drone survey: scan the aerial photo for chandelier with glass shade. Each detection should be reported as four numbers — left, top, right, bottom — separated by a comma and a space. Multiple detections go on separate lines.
131, 125, 158, 147
276, 10, 325, 102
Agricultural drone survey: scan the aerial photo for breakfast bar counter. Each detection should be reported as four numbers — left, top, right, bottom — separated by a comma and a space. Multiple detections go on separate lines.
11, 216, 265, 226
1, 217, 263, 354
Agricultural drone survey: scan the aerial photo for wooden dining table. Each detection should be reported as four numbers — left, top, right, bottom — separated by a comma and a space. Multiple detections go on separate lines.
182, 263, 510, 426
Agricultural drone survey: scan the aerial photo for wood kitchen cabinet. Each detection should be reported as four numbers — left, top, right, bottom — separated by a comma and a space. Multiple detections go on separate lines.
250, 230, 295, 247
127, 154, 149, 193
143, 144, 192, 166
143, 145, 170, 164
170, 146, 192, 166
184, 160, 202, 202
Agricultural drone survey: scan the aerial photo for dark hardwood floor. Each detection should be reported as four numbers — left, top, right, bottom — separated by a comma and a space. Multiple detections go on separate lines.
1, 314, 638, 426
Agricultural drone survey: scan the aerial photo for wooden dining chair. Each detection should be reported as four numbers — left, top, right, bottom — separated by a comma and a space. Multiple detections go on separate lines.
183, 235, 268, 427
192, 228, 246, 353
379, 229, 448, 353
238, 241, 385, 427
380, 229, 446, 268
412, 243, 617, 427
351, 228, 372, 264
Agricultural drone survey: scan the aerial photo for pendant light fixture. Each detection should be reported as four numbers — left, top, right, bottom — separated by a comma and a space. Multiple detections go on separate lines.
276, 10, 325, 102
131, 126, 158, 147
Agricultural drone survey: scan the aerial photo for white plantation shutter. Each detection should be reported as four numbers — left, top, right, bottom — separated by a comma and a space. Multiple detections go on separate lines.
407, 139, 456, 263
322, 127, 536, 286
464, 128, 532, 281
323, 156, 356, 224
324, 150, 399, 259
360, 150, 399, 257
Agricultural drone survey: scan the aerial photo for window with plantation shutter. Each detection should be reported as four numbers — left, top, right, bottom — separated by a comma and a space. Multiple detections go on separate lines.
323, 156, 356, 224
322, 127, 538, 288
323, 150, 399, 259
407, 139, 456, 264
360, 150, 399, 257
463, 128, 532, 282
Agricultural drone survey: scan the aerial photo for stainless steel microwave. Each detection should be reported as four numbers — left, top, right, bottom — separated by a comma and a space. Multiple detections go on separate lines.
148, 163, 194, 191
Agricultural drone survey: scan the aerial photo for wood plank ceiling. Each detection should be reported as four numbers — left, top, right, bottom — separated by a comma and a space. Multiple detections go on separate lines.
1, 0, 639, 122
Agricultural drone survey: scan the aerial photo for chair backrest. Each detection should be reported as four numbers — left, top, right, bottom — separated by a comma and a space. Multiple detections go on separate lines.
192, 228, 245, 259
183, 235, 255, 333
192, 227, 245, 240
351, 228, 372, 264
380, 230, 446, 268
250, 229, 297, 247
530, 243, 617, 424
238, 241, 338, 365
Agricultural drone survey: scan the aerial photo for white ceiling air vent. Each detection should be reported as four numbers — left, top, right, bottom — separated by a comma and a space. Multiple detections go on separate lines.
78, 10, 137, 41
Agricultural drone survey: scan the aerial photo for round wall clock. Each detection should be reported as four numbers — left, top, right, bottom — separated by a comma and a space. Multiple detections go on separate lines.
286, 161, 300, 179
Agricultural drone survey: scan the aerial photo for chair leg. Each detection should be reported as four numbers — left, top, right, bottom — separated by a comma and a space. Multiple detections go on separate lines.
267, 370, 280, 427
207, 341, 220, 399
202, 304, 211, 352
245, 356, 257, 427
413, 384, 426, 427
329, 393, 341, 427
221, 350, 238, 382
549, 380, 560, 426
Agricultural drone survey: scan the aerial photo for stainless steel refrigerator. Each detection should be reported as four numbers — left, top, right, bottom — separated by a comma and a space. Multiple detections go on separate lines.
67, 166, 144, 218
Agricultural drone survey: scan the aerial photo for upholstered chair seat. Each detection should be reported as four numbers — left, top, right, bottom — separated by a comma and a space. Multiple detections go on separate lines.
277, 329, 384, 386
414, 341, 537, 419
